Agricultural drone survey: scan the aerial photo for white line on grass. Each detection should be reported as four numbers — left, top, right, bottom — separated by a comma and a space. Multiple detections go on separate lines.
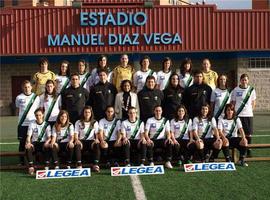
0, 142, 19, 145
130, 175, 147, 200
252, 135, 270, 137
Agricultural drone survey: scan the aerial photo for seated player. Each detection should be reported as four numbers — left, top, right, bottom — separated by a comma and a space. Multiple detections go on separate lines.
144, 105, 173, 168
51, 110, 75, 169
170, 105, 194, 166
218, 103, 248, 166
192, 104, 222, 162
25, 108, 51, 175
120, 107, 146, 166
73, 106, 100, 171
97, 106, 122, 167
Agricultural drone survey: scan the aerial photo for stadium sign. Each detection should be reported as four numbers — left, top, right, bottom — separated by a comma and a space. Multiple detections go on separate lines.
111, 165, 164, 176
36, 168, 91, 179
184, 163, 236, 173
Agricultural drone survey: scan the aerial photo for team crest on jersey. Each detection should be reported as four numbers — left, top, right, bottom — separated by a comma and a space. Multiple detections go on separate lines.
108, 90, 111, 94
184, 163, 236, 173
33, 128, 38, 133
104, 124, 108, 129
175, 124, 180, 129
79, 93, 82, 97
216, 93, 222, 97
236, 91, 243, 96
111, 165, 164, 176
160, 76, 165, 80
127, 126, 131, 131
138, 75, 143, 79
154, 96, 158, 101
224, 122, 228, 128
150, 123, 156, 128
36, 168, 91, 179
19, 99, 26, 104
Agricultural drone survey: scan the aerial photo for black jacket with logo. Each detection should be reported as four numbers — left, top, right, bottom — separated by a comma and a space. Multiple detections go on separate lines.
62, 86, 89, 124
88, 81, 117, 120
138, 87, 164, 122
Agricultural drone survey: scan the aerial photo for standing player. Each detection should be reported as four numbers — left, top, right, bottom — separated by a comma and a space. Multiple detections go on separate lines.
179, 58, 193, 89
16, 80, 40, 165
97, 106, 122, 167
218, 103, 248, 166
73, 106, 100, 171
39, 80, 61, 127
77, 59, 91, 92
210, 74, 231, 120
170, 105, 194, 166
51, 110, 75, 169
25, 108, 51, 175
133, 56, 157, 93
156, 57, 173, 90
144, 105, 173, 168
231, 74, 256, 157
55, 60, 71, 94
32, 57, 56, 95
120, 107, 146, 166
201, 58, 218, 90
162, 73, 184, 120
192, 104, 222, 162
89, 55, 113, 87
112, 54, 134, 92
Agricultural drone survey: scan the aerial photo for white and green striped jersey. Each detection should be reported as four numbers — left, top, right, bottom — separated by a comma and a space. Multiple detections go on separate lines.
74, 120, 98, 140
121, 119, 144, 140
52, 123, 74, 143
145, 117, 170, 140
170, 119, 192, 140
218, 118, 242, 138
99, 118, 121, 141
192, 117, 217, 139
27, 121, 51, 143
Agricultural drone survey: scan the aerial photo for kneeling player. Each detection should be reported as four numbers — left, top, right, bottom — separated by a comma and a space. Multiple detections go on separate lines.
97, 106, 122, 167
218, 103, 248, 166
25, 108, 51, 175
193, 104, 222, 162
120, 107, 145, 166
170, 105, 194, 166
144, 105, 173, 168
74, 106, 100, 171
51, 110, 75, 169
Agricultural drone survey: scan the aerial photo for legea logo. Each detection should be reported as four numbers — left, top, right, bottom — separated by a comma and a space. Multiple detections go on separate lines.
184, 162, 236, 173
111, 165, 164, 176
36, 168, 91, 179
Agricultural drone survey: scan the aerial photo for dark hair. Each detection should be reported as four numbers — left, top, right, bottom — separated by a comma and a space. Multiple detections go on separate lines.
21, 80, 31, 88
217, 74, 228, 89
120, 79, 133, 92
240, 73, 249, 80
45, 80, 57, 100
97, 55, 109, 71
70, 72, 80, 79
193, 69, 203, 76
105, 106, 115, 119
59, 60, 70, 77
39, 57, 49, 68
224, 103, 236, 120
128, 106, 137, 112
174, 105, 188, 122
55, 110, 70, 132
98, 68, 108, 76
153, 105, 162, 112
80, 106, 96, 129
167, 72, 180, 89
78, 59, 87, 73
146, 75, 156, 82
34, 108, 44, 115
140, 55, 151, 66
162, 57, 172, 71
180, 58, 192, 76
199, 103, 212, 122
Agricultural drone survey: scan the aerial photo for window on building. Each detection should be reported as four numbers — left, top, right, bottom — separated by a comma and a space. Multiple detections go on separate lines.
0, 0, 4, 7
249, 58, 270, 69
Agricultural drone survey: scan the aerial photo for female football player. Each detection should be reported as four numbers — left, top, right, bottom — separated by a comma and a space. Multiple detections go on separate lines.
25, 108, 51, 175
170, 105, 194, 166
51, 110, 75, 169
192, 104, 222, 162
218, 103, 248, 166
74, 106, 100, 171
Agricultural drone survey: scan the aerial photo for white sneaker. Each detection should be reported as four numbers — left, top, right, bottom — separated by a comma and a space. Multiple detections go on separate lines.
44, 166, 49, 170
165, 161, 173, 169
77, 165, 82, 169
66, 165, 71, 169
140, 164, 144, 167
125, 164, 131, 167
55, 166, 59, 169
149, 162, 154, 166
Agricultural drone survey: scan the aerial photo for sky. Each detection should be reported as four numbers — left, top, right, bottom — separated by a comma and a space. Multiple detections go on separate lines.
189, 0, 252, 9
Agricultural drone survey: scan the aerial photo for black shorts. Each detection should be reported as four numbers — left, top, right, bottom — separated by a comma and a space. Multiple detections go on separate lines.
239, 117, 253, 136
17, 125, 28, 140
32, 142, 45, 153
